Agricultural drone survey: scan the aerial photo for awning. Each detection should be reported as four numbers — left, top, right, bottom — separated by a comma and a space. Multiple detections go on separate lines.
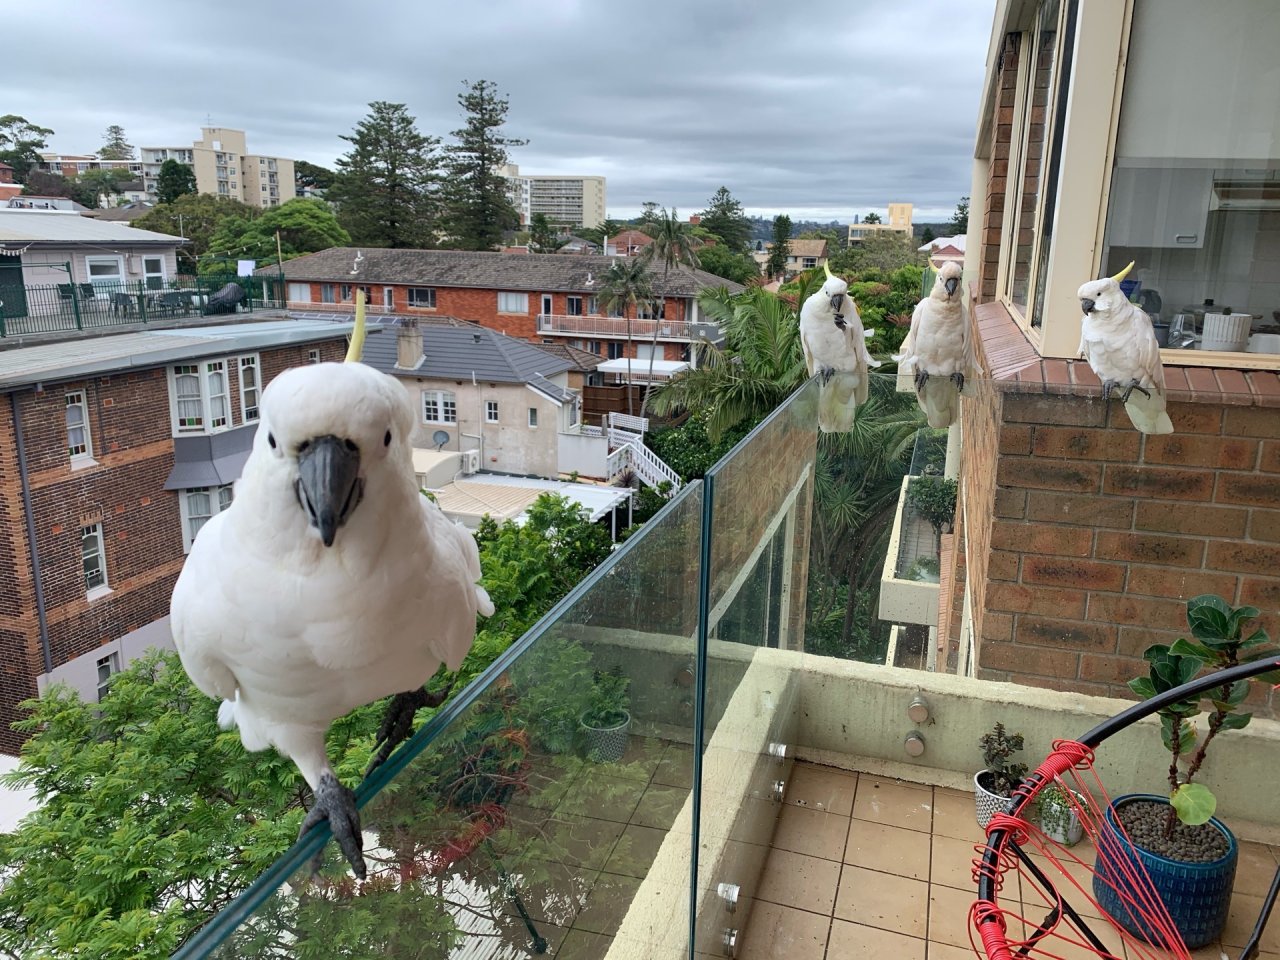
164, 424, 256, 490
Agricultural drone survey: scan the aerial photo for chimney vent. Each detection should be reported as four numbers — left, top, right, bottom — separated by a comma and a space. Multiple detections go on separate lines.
395, 318, 423, 370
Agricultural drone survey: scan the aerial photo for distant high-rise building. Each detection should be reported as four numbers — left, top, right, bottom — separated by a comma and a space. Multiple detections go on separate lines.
139, 128, 295, 208
848, 202, 914, 244
499, 163, 606, 230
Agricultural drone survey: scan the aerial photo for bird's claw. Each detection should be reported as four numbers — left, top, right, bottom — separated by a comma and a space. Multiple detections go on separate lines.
818, 366, 835, 386
914, 369, 930, 392
366, 683, 455, 776
1101, 380, 1119, 402
833, 314, 847, 331
301, 772, 365, 880
1119, 380, 1151, 403
950, 371, 965, 393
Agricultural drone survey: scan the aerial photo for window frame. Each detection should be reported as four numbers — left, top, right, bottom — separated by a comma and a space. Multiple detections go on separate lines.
485, 400, 499, 423
180, 483, 234, 552
408, 287, 437, 309
422, 389, 458, 424
528, 407, 538, 428
82, 523, 108, 597
238, 354, 260, 423
497, 291, 529, 314
96, 651, 120, 701
308, 349, 321, 364
169, 358, 235, 435
65, 390, 94, 463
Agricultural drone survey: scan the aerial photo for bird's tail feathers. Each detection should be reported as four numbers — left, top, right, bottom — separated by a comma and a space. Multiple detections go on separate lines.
217, 695, 239, 731
476, 584, 495, 618
818, 373, 860, 433
1124, 397, 1174, 435
919, 378, 960, 429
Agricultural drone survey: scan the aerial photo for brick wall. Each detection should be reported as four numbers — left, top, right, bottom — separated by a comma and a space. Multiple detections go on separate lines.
978, 34, 1019, 302
972, 391, 1280, 713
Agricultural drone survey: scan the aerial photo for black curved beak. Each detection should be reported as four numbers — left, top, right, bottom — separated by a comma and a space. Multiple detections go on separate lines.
944, 277, 959, 298
1080, 298, 1096, 315
829, 293, 844, 312
295, 434, 363, 547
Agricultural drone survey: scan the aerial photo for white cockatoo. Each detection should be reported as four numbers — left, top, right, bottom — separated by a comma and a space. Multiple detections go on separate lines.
799, 263, 881, 432
1077, 261, 1173, 435
895, 262, 981, 428
171, 294, 494, 878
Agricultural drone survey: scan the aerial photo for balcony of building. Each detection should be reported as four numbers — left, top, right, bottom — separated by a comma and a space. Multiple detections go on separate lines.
159, 374, 1280, 960
537, 313, 700, 343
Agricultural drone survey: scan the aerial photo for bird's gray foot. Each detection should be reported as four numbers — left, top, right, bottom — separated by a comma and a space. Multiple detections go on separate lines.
818, 366, 835, 386
914, 369, 930, 392
301, 772, 365, 879
366, 683, 455, 776
1119, 379, 1151, 403
950, 371, 965, 392
1101, 379, 1120, 402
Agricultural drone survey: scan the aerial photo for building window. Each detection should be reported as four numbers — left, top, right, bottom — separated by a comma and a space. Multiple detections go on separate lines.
408, 287, 436, 308
528, 407, 538, 427
566, 296, 584, 316
608, 342, 624, 360
96, 652, 120, 701
173, 365, 203, 431
82, 523, 107, 594
422, 390, 458, 424
637, 301, 665, 320
287, 282, 311, 303
608, 301, 625, 319
206, 361, 229, 429
802, 257, 817, 269
497, 291, 529, 314
143, 256, 166, 290
239, 355, 260, 422
340, 284, 352, 301
587, 295, 598, 315
66, 391, 92, 461
485, 400, 499, 423
180, 484, 234, 552
85, 255, 124, 293
171, 360, 231, 434
321, 283, 336, 304
308, 349, 321, 364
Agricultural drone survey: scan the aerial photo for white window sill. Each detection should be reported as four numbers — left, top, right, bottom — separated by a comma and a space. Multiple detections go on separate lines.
70, 456, 99, 471
86, 585, 113, 602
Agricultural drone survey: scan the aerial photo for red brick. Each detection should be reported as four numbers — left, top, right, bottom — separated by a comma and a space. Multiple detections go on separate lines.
1262, 442, 1280, 473
981, 641, 1079, 678
1024, 491, 1134, 529
981, 611, 1014, 643
1032, 426, 1141, 461
998, 458, 1102, 493
1003, 393, 1106, 426
991, 521, 1093, 557
1000, 424, 1032, 455
1125, 566, 1238, 603
1117, 624, 1184, 658
1095, 531, 1204, 568
1166, 403, 1223, 435
1225, 407, 1280, 440
1250, 510, 1280, 543
1104, 465, 1213, 501
1080, 654, 1144, 685
1208, 541, 1280, 575
1022, 556, 1126, 592
1240, 578, 1280, 615
1216, 474, 1280, 507
1016, 615, 1116, 652
994, 487, 1026, 519
986, 582, 1086, 618
989, 550, 1020, 581
1089, 593, 1189, 631
1134, 501, 1247, 538
1142, 435, 1258, 470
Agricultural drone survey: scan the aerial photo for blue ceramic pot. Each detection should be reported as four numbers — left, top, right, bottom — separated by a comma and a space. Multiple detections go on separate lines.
1092, 794, 1237, 949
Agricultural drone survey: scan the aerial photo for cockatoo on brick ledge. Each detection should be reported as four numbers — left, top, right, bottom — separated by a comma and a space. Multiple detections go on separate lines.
895, 262, 981, 428
171, 293, 493, 878
800, 263, 881, 432
1077, 261, 1174, 435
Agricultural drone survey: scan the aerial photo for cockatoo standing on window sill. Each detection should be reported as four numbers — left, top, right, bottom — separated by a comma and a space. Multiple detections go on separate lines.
171, 292, 494, 879
1077, 261, 1174, 435
799, 263, 881, 432
895, 262, 981, 428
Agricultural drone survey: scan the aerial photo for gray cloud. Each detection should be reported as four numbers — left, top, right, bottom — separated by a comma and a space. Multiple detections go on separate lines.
7, 0, 993, 221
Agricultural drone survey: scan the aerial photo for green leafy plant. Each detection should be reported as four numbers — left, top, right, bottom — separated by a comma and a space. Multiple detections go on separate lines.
978, 722, 1027, 797
907, 475, 958, 538
904, 556, 940, 583
1129, 595, 1279, 834
581, 665, 630, 729
1036, 783, 1088, 844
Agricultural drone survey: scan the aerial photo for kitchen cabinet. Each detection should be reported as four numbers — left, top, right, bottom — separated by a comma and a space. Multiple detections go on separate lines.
1107, 166, 1213, 248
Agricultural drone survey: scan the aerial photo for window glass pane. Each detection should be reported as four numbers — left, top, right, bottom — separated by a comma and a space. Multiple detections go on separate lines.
1101, 0, 1279, 355
81, 525, 104, 590
423, 393, 440, 421
486, 401, 499, 421
218, 485, 234, 511
443, 394, 457, 423
187, 490, 212, 540
497, 292, 528, 313
528, 407, 538, 426
175, 366, 203, 429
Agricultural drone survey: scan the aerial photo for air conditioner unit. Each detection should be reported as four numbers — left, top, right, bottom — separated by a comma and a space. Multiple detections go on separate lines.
461, 449, 481, 475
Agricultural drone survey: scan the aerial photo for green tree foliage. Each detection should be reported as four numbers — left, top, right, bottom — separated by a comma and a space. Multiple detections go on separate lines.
74, 167, 138, 207
766, 215, 792, 279
598, 258, 654, 416
698, 186, 751, 252
646, 414, 753, 482
99, 124, 134, 160
441, 80, 526, 251
293, 159, 335, 193
328, 101, 442, 249
950, 196, 969, 234
20, 171, 78, 201
134, 194, 260, 272
575, 218, 626, 247
862, 212, 883, 224
528, 212, 568, 253
828, 230, 921, 276
640, 208, 701, 410
921, 226, 937, 245
798, 227, 842, 246
204, 198, 351, 273
696, 243, 759, 284
637, 201, 660, 226
0, 114, 54, 182
156, 159, 197, 204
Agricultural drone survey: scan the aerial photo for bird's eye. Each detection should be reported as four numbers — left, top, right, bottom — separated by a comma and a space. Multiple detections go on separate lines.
268, 433, 277, 449
344, 439, 359, 454
384, 430, 392, 447
297, 439, 311, 455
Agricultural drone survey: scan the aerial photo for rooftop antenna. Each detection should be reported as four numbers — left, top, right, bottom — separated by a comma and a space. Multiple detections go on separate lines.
205, 113, 213, 127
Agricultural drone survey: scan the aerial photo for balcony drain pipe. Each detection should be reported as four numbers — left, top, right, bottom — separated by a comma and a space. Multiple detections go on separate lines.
12, 391, 53, 675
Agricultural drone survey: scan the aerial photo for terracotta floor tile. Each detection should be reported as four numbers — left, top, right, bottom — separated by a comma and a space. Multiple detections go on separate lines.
630, 783, 690, 830
772, 802, 850, 862
502, 859, 597, 928
573, 871, 642, 936
555, 775, 648, 824
931, 787, 985, 843
834, 864, 929, 938
844, 819, 932, 880
557, 927, 614, 960
1223, 891, 1280, 953
540, 815, 627, 871
755, 848, 841, 915
652, 743, 695, 788
783, 763, 858, 817
605, 735, 668, 782
602, 823, 669, 879
853, 775, 934, 833
739, 900, 830, 960
928, 882, 979, 948
931, 833, 983, 892
826, 919, 926, 960
523, 759, 579, 811
1236, 841, 1280, 898
926, 942, 980, 960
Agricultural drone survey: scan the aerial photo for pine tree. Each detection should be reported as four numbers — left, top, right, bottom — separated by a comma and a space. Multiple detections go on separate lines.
441, 80, 527, 251
698, 186, 750, 251
766, 215, 792, 279
863, 211, 883, 224
949, 197, 970, 234
529, 213, 568, 253
0, 114, 54, 183
328, 101, 442, 248
99, 125, 134, 160
156, 160, 197, 204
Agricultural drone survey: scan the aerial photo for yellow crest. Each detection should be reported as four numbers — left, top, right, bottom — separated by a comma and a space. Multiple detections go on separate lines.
344, 289, 367, 363
1110, 261, 1135, 284
823, 261, 834, 281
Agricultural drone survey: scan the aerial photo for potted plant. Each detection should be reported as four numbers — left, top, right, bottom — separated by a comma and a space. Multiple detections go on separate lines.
1036, 783, 1086, 846
975, 722, 1027, 828
1093, 595, 1279, 948
580, 666, 631, 763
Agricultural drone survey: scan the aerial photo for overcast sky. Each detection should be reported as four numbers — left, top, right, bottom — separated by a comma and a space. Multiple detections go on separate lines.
8, 1, 993, 223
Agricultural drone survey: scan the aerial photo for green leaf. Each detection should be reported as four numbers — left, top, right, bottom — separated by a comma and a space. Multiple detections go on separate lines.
1241, 627, 1271, 648
1188, 595, 1232, 643
1219, 711, 1253, 731
1128, 677, 1157, 699
1160, 715, 1198, 753
1169, 638, 1216, 663
1171, 783, 1217, 825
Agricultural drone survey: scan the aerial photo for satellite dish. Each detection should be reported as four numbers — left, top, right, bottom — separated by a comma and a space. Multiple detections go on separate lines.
432, 430, 450, 450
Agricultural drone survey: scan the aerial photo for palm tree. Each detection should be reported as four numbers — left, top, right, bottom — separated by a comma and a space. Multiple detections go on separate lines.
597, 258, 654, 416
639, 207, 701, 413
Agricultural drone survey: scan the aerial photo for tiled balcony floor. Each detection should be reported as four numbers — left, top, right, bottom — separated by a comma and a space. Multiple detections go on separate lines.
743, 762, 1280, 960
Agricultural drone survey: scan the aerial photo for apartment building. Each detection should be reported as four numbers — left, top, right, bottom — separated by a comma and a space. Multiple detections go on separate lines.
139, 128, 296, 208
499, 163, 607, 230
37, 153, 144, 179
0, 316, 353, 753
847, 202, 914, 244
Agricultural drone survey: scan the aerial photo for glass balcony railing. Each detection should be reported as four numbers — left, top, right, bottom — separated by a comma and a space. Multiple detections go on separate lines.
166, 370, 1280, 959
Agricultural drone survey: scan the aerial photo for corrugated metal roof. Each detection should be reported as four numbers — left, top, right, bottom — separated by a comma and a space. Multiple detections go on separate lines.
362, 324, 573, 385
0, 208, 184, 244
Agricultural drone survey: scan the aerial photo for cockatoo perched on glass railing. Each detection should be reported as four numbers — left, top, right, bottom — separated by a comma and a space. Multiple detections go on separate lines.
1077, 261, 1173, 435
799, 263, 881, 432
895, 262, 981, 428
171, 292, 493, 878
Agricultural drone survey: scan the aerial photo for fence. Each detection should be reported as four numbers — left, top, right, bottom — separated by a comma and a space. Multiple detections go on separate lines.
0, 275, 283, 338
